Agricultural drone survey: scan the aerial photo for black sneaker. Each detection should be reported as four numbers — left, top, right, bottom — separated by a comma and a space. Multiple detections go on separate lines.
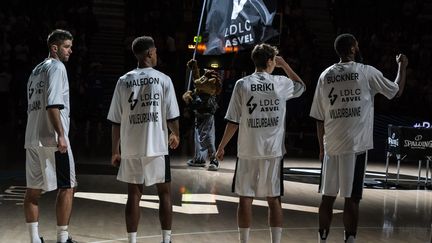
208, 159, 219, 171
187, 159, 206, 167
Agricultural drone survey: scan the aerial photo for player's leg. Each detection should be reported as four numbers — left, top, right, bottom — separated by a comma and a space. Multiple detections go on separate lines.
340, 152, 367, 242
142, 155, 172, 243
267, 196, 282, 243
319, 195, 336, 240
156, 182, 172, 243
56, 188, 74, 242
126, 183, 143, 242
238, 196, 253, 243
318, 153, 339, 242
343, 197, 359, 242
24, 188, 43, 243
25, 147, 54, 243
54, 144, 78, 243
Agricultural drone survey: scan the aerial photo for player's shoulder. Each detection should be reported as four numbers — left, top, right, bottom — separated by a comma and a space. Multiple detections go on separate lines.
271, 74, 290, 82
48, 59, 65, 68
44, 59, 66, 73
234, 76, 248, 88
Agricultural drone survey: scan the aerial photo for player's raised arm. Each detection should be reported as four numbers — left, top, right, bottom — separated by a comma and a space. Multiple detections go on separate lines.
275, 56, 306, 88
394, 54, 408, 97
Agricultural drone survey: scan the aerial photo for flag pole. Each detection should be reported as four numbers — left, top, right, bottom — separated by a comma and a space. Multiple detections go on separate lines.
187, 0, 207, 91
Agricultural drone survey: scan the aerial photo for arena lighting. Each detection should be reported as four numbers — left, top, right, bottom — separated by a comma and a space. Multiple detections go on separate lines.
196, 43, 207, 52
210, 63, 219, 68
74, 192, 342, 214
224, 46, 239, 53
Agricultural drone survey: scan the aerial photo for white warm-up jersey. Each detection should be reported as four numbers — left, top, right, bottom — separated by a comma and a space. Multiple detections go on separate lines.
25, 59, 70, 148
225, 72, 305, 159
310, 61, 399, 155
107, 67, 180, 158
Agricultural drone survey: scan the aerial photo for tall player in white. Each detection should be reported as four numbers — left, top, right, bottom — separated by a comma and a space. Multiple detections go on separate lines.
24, 29, 77, 243
310, 33, 408, 243
108, 36, 180, 243
216, 43, 306, 243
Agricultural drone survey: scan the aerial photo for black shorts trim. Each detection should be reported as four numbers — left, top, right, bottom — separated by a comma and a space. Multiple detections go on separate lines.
279, 158, 284, 196
232, 157, 239, 193
109, 120, 121, 126
225, 119, 239, 125
351, 152, 367, 199
55, 151, 72, 189
167, 116, 180, 122
318, 159, 324, 193
46, 104, 65, 110
164, 155, 171, 182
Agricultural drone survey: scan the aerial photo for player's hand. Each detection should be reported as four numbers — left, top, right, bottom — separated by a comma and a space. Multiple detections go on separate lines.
182, 91, 193, 104
111, 153, 121, 167
57, 136, 68, 153
215, 147, 225, 161
275, 56, 287, 68
169, 133, 180, 149
396, 54, 408, 68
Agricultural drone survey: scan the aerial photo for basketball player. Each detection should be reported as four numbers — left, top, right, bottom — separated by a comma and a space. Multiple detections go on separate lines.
216, 43, 306, 243
24, 29, 77, 243
310, 33, 408, 243
108, 36, 180, 243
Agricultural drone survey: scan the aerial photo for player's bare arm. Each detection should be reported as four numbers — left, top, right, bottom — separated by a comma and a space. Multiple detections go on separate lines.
394, 54, 408, 97
315, 120, 325, 162
47, 108, 67, 153
167, 119, 180, 149
216, 122, 239, 161
111, 124, 121, 167
275, 56, 306, 87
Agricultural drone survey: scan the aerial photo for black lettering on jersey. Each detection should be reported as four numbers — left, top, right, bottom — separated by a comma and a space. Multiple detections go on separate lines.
251, 83, 274, 92
328, 87, 337, 105
326, 72, 359, 84
246, 96, 257, 114
28, 100, 41, 112
329, 107, 361, 119
28, 81, 35, 99
247, 117, 279, 128
128, 92, 138, 110
129, 112, 159, 124
126, 77, 160, 88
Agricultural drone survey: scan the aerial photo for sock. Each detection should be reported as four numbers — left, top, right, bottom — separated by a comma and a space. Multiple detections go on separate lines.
270, 227, 282, 243
27, 222, 41, 243
56, 225, 69, 243
128, 232, 137, 243
239, 228, 250, 243
162, 230, 172, 243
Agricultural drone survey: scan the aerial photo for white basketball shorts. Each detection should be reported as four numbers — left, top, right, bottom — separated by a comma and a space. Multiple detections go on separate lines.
232, 157, 284, 198
320, 151, 367, 198
26, 145, 77, 192
117, 155, 171, 186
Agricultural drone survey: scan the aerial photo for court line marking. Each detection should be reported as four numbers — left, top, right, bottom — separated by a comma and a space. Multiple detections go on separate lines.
87, 226, 432, 243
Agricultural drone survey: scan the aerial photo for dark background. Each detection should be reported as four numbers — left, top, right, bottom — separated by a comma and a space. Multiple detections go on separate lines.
1, 0, 431, 170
